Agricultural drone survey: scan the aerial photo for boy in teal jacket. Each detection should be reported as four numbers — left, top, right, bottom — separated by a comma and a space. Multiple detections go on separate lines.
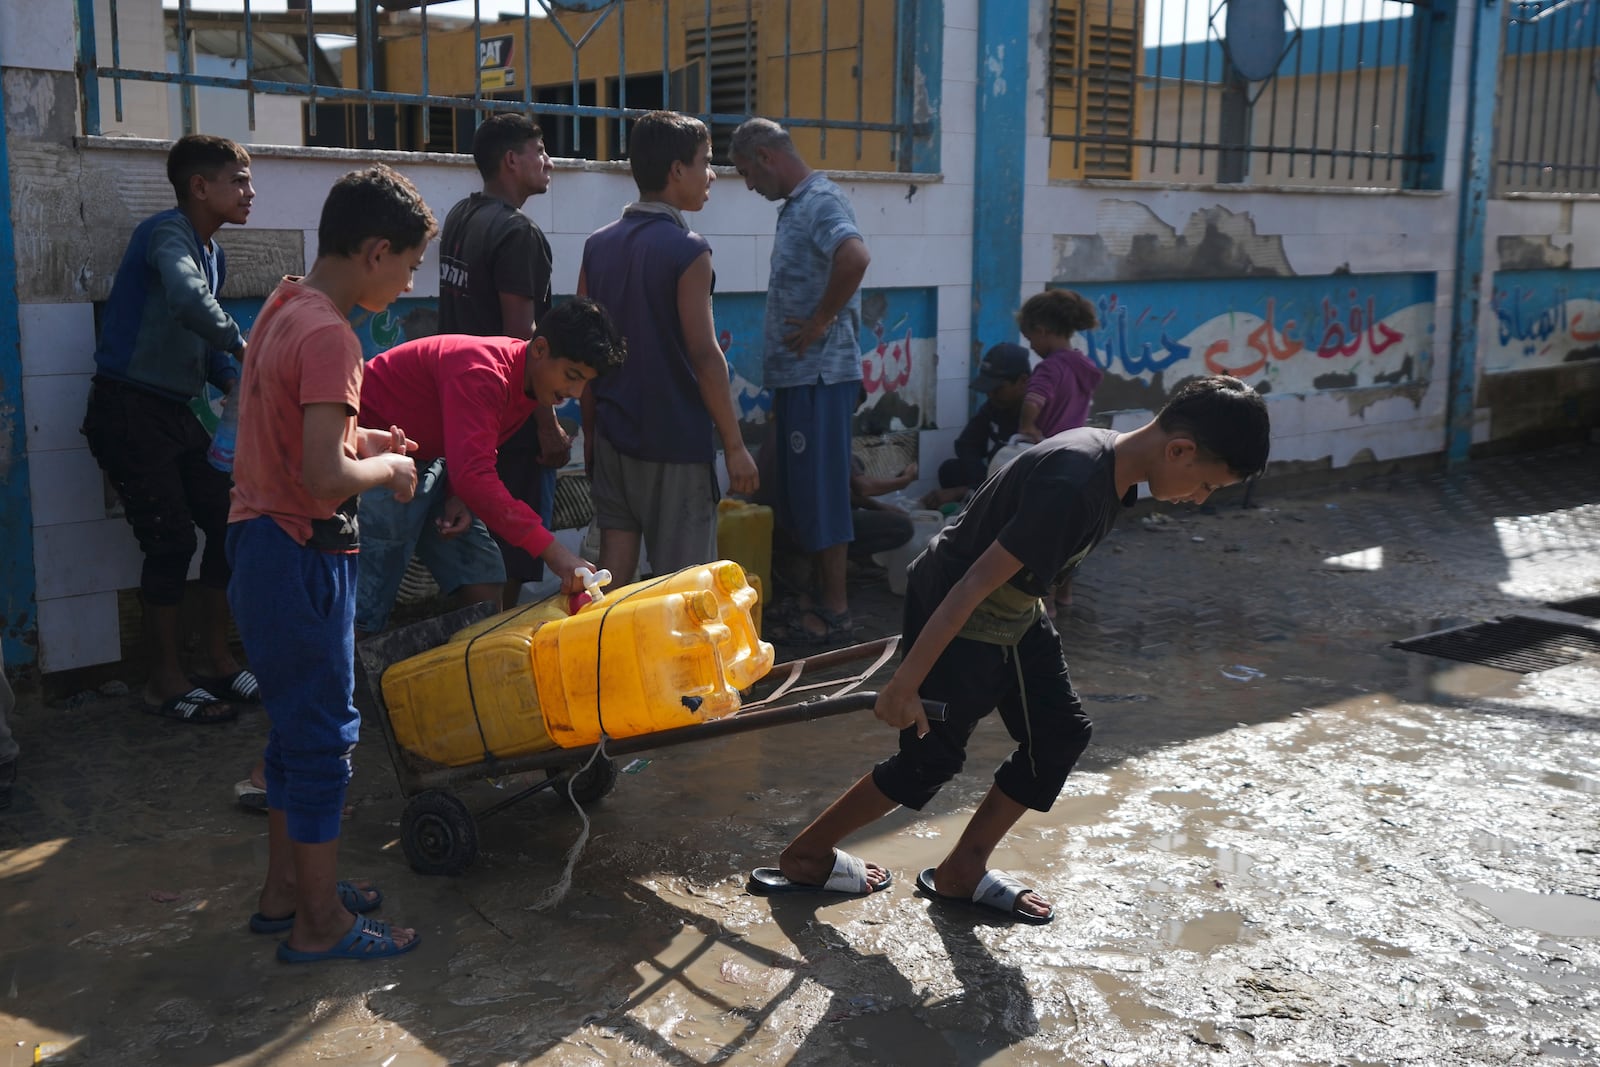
82, 134, 258, 723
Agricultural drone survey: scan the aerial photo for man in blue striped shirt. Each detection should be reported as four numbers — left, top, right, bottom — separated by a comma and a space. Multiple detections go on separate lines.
731, 118, 871, 646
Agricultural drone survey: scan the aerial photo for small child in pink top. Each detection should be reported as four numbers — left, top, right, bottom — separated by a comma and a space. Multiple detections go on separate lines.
1015, 289, 1102, 444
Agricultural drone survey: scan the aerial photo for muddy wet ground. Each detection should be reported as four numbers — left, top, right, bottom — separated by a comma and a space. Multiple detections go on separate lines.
3, 444, 1599, 1066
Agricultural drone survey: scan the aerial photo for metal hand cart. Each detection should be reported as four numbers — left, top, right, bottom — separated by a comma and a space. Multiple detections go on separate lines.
357, 603, 934, 876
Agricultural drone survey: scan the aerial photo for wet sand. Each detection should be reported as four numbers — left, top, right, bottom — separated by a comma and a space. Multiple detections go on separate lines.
4, 446, 1599, 1065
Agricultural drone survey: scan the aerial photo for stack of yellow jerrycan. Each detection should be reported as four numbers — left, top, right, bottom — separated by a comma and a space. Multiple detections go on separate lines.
715, 498, 772, 634
380, 562, 774, 767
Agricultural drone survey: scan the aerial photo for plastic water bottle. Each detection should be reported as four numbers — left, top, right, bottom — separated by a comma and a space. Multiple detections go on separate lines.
207, 397, 239, 472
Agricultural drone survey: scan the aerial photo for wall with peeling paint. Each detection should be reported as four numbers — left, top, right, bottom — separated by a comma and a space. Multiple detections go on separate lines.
1019, 0, 1596, 476
1479, 199, 1600, 449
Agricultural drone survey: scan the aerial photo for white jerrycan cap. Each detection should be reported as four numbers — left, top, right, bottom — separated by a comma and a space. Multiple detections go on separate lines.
573, 567, 614, 607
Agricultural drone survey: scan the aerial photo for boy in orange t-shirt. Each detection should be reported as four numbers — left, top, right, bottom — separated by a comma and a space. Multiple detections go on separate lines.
227, 165, 436, 963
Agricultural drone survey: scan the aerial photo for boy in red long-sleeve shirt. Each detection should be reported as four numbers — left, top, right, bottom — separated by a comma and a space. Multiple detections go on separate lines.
353, 298, 626, 637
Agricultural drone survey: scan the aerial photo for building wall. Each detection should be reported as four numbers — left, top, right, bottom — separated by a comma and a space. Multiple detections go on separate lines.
4, 0, 1597, 671
169, 53, 305, 149
1480, 198, 1600, 449
1023, 0, 1471, 475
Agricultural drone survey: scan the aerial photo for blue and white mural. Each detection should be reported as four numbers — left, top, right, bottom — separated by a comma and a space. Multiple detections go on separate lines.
1486, 269, 1600, 374
1059, 273, 1436, 393
201, 288, 940, 439
712, 286, 939, 437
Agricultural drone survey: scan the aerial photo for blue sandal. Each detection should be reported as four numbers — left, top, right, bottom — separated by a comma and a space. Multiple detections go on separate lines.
276, 916, 419, 963
248, 880, 383, 934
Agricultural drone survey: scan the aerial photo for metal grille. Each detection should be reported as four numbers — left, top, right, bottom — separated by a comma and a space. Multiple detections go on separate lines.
686, 20, 759, 162
1392, 616, 1600, 673
1049, 0, 1437, 187
1496, 0, 1600, 193
77, 0, 928, 172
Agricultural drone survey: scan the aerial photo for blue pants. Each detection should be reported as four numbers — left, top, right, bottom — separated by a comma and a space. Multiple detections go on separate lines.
227, 516, 359, 844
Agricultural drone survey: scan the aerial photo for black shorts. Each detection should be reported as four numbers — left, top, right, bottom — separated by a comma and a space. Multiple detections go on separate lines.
81, 377, 232, 600
872, 577, 1093, 812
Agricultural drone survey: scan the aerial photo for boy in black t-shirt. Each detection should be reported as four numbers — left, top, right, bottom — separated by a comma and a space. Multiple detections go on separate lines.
749, 375, 1270, 923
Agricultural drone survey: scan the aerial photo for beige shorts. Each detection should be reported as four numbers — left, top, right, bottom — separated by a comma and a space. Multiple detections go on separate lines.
589, 432, 719, 576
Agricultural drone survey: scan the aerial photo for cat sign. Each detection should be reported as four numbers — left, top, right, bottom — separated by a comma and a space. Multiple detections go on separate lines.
479, 35, 516, 92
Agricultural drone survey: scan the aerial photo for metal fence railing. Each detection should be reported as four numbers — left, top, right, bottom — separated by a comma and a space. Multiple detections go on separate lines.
1496, 0, 1600, 193
76, 0, 934, 172
1047, 0, 1440, 187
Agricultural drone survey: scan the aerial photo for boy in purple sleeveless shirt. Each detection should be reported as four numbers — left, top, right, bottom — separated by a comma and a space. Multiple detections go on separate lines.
578, 111, 758, 583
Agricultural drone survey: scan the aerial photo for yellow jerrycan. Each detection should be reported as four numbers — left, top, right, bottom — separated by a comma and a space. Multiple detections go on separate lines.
534, 560, 774, 747
380, 596, 573, 768
715, 498, 773, 627
381, 564, 772, 763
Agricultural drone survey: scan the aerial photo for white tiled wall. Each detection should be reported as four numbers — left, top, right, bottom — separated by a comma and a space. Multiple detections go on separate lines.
17, 302, 138, 671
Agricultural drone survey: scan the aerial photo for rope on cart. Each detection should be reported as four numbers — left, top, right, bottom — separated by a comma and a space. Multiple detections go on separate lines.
530, 574, 672, 911
529, 734, 609, 912
461, 596, 560, 764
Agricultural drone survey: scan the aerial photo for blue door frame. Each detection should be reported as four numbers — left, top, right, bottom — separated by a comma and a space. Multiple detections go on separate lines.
0, 72, 38, 669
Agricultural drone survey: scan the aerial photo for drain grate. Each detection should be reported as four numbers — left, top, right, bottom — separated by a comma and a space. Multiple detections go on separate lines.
1546, 595, 1600, 619
1393, 617, 1600, 673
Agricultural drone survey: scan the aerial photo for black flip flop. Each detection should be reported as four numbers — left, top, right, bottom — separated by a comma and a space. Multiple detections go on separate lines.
144, 688, 236, 724
196, 669, 261, 704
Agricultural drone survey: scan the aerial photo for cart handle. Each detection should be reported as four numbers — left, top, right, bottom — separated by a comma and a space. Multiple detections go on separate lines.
563, 693, 947, 761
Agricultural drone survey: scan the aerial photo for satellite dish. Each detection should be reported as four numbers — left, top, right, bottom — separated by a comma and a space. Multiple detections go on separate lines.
1225, 0, 1287, 81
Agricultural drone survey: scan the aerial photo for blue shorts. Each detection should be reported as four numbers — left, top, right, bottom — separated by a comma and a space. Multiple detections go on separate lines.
774, 381, 857, 553
226, 516, 359, 844
355, 456, 506, 634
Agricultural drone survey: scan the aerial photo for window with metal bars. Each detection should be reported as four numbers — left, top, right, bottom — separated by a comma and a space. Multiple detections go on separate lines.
1049, 0, 1445, 188
1495, 0, 1600, 194
686, 21, 759, 162
79, 0, 926, 173
1050, 2, 1142, 181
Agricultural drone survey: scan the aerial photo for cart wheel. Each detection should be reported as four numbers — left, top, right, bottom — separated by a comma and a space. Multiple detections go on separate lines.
401, 790, 479, 876
545, 756, 618, 806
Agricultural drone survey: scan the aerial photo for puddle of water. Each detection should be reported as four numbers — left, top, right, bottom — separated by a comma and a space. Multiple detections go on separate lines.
1146, 790, 1213, 809
1149, 834, 1261, 880
1457, 884, 1600, 937
1085, 971, 1179, 1025
1540, 1039, 1596, 1060
1397, 659, 1524, 705
1161, 910, 1246, 952
1469, 832, 1521, 853
1356, 936, 1414, 959
1542, 771, 1600, 794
